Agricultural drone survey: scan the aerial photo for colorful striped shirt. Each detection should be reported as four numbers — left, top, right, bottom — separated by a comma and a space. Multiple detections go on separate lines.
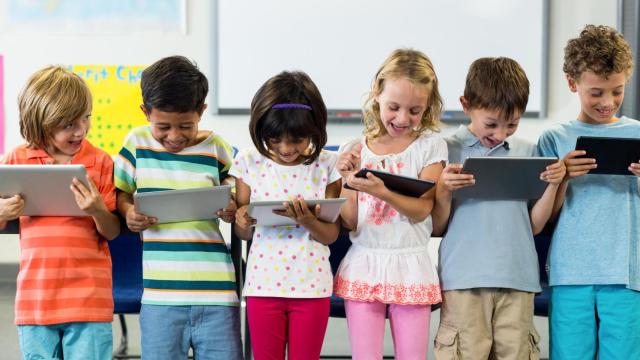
114, 126, 238, 306
1, 140, 116, 325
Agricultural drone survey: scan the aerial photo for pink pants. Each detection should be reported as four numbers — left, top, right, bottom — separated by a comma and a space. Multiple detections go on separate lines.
246, 296, 330, 360
345, 299, 431, 360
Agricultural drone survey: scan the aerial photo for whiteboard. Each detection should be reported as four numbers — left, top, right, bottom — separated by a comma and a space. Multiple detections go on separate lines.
216, 0, 547, 119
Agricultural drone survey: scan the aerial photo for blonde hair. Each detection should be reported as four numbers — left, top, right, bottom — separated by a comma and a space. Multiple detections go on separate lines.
363, 48, 442, 139
18, 66, 92, 151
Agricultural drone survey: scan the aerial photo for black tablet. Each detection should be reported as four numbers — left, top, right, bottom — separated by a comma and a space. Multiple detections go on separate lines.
454, 156, 557, 200
343, 169, 435, 198
575, 136, 640, 175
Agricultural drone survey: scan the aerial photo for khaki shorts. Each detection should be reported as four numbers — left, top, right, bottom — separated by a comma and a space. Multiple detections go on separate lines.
434, 288, 540, 360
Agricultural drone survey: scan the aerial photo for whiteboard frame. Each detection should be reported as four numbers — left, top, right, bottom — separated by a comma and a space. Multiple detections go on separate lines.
211, 0, 549, 121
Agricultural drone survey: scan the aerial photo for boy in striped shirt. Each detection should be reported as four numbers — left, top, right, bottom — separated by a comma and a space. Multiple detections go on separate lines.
114, 56, 242, 360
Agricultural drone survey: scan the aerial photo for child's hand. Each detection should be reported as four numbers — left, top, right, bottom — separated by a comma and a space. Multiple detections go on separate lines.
344, 171, 386, 198
540, 159, 566, 184
563, 150, 596, 179
0, 195, 25, 221
273, 198, 319, 226
71, 175, 109, 216
124, 206, 157, 232
217, 199, 237, 223
235, 205, 256, 229
337, 143, 363, 178
629, 160, 640, 176
438, 164, 475, 193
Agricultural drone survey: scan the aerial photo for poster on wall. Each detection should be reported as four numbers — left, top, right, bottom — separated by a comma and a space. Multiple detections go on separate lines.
0, 54, 4, 155
0, 0, 186, 34
68, 65, 147, 156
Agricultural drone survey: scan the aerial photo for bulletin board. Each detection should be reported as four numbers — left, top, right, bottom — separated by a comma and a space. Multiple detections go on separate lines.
69, 65, 147, 155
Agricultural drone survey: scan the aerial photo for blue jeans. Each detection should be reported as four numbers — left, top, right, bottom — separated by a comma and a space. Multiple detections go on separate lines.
140, 304, 243, 360
550, 285, 640, 360
18, 322, 112, 360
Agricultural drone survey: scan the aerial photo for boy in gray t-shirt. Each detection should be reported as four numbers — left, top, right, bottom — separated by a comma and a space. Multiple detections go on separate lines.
431, 57, 565, 360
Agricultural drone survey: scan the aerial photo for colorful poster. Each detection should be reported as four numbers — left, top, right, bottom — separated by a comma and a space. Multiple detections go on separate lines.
0, 54, 4, 155
1, 0, 186, 34
68, 65, 147, 155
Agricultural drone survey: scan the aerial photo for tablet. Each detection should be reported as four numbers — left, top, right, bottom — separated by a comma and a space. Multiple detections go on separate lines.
575, 136, 640, 175
248, 198, 347, 226
454, 156, 558, 200
133, 185, 232, 224
343, 169, 435, 197
0, 164, 88, 216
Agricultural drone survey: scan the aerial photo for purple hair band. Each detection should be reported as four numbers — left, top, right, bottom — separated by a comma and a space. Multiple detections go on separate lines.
272, 103, 312, 111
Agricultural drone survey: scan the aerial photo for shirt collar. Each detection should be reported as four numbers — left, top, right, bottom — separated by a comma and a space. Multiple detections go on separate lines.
25, 139, 97, 167
453, 124, 510, 151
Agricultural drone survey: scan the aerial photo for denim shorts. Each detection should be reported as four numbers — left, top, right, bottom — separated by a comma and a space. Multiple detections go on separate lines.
140, 304, 243, 360
18, 322, 112, 360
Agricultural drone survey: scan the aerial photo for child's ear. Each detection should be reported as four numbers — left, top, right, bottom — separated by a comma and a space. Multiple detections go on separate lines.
197, 104, 208, 119
140, 104, 150, 119
459, 96, 470, 114
566, 74, 578, 93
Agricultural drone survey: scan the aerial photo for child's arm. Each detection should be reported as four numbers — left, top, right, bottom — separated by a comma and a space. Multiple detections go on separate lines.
234, 178, 256, 240
71, 175, 120, 240
549, 150, 597, 219
345, 162, 444, 223
116, 190, 157, 233
0, 195, 25, 230
431, 163, 475, 236
278, 181, 342, 245
529, 160, 566, 234
336, 144, 362, 231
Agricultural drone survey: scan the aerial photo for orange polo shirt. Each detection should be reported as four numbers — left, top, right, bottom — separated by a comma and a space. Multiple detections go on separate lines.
1, 140, 116, 325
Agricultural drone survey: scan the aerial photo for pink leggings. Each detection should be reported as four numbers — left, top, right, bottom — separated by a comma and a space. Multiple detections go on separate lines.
344, 299, 431, 360
246, 296, 330, 360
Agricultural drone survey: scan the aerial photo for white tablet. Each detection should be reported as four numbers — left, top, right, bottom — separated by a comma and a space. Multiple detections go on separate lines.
133, 185, 232, 224
248, 198, 347, 227
454, 156, 558, 200
0, 164, 88, 216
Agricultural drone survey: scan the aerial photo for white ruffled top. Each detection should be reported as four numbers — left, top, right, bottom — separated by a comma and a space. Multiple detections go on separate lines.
334, 133, 447, 305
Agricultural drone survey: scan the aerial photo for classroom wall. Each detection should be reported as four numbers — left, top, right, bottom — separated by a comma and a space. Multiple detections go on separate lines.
0, 0, 619, 262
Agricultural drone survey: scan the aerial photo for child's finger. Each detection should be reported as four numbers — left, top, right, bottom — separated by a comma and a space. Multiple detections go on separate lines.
84, 174, 100, 194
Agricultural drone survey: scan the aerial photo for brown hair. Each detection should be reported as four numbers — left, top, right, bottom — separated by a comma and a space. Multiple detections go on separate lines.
363, 48, 442, 139
564, 24, 634, 81
249, 71, 327, 165
464, 57, 530, 121
18, 66, 92, 151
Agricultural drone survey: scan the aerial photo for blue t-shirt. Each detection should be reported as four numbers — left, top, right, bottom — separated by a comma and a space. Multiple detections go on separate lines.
439, 125, 541, 292
537, 117, 640, 290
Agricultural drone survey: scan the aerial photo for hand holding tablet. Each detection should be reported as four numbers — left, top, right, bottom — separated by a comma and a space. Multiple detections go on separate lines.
454, 157, 558, 200
574, 136, 640, 175
343, 169, 435, 197
247, 198, 347, 226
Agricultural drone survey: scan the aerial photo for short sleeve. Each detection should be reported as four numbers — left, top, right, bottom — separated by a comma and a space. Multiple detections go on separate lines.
97, 153, 117, 212
420, 135, 448, 169
337, 138, 363, 156
229, 148, 253, 188
537, 130, 559, 158
215, 136, 236, 182
322, 150, 341, 184
113, 131, 138, 194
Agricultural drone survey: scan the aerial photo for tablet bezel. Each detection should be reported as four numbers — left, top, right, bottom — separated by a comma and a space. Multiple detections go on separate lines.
575, 136, 640, 175
133, 185, 232, 224
0, 164, 88, 216
247, 198, 347, 227
343, 169, 435, 197
454, 156, 557, 200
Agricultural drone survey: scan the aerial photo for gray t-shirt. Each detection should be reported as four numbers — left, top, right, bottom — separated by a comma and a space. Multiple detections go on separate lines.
439, 125, 541, 292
